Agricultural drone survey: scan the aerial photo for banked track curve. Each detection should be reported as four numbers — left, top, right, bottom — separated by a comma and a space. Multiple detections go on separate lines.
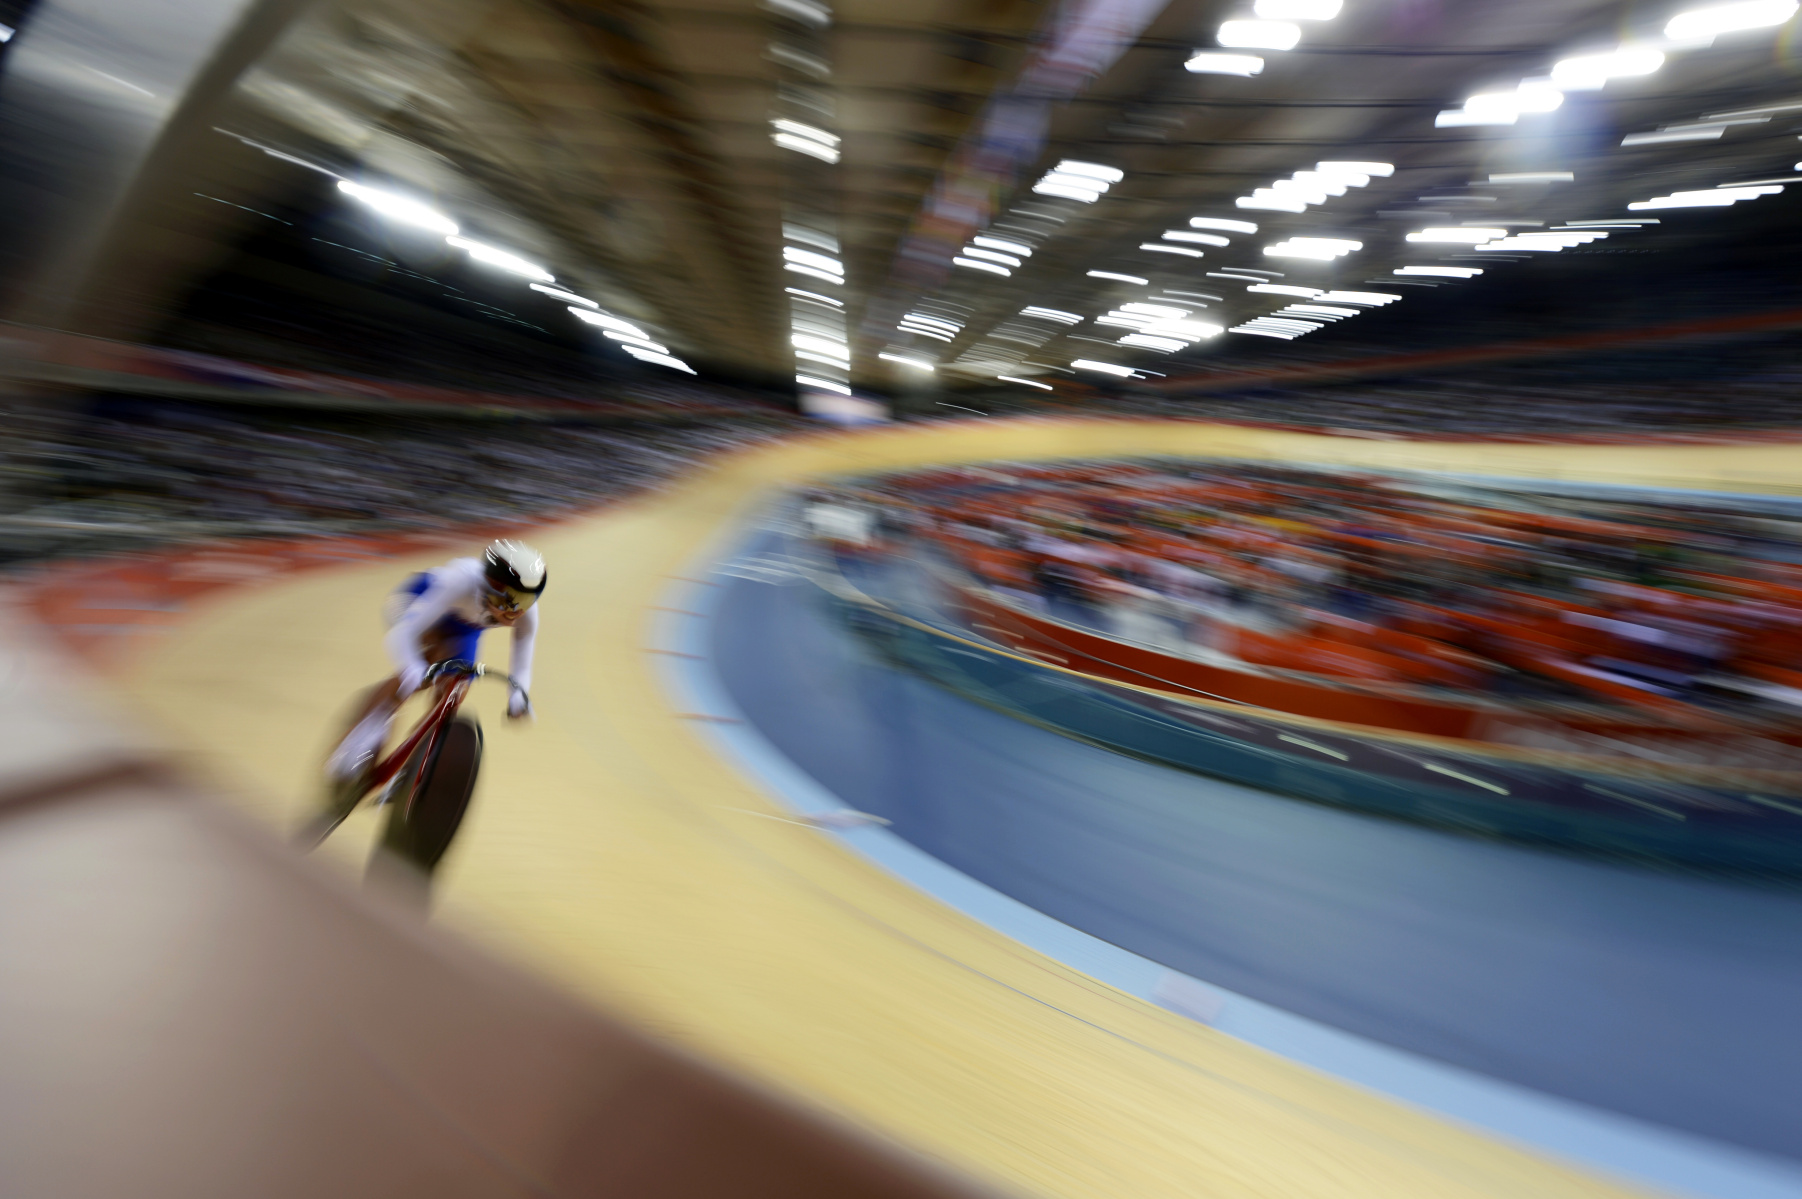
120, 418, 1802, 1199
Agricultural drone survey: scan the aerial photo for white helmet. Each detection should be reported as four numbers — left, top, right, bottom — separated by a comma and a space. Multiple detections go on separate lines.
482, 539, 547, 610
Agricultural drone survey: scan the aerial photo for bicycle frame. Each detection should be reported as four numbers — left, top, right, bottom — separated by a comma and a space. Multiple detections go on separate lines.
366, 672, 475, 796
363, 659, 526, 800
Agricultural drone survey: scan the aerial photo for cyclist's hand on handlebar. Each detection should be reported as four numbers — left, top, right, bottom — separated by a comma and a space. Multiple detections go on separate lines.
399, 661, 427, 698
507, 689, 533, 720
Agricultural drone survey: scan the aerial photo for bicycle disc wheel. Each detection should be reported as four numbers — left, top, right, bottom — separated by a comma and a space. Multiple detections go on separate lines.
381, 715, 483, 875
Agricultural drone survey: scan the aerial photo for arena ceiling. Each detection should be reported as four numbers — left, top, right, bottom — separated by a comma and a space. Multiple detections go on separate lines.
197, 0, 1802, 395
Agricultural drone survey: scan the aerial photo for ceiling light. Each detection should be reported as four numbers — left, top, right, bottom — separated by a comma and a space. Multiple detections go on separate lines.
1118, 334, 1188, 351
766, 0, 830, 25
532, 283, 598, 307
797, 375, 851, 394
571, 309, 648, 337
783, 246, 842, 274
1232, 328, 1298, 338
445, 237, 553, 281
1463, 92, 1523, 122
772, 133, 839, 163
1192, 217, 1259, 233
1071, 359, 1137, 376
1088, 270, 1148, 284
1184, 52, 1265, 75
899, 326, 955, 342
1238, 193, 1309, 213
623, 349, 695, 374
972, 235, 1032, 255
1254, 0, 1341, 17
1287, 171, 1348, 196
771, 118, 840, 146
954, 256, 1012, 275
786, 287, 842, 306
1514, 80, 1565, 113
1217, 19, 1301, 49
1620, 125, 1729, 146
1265, 236, 1361, 260
1282, 304, 1360, 318
1317, 290, 1400, 304
1317, 160, 1394, 177
1119, 302, 1189, 317
793, 332, 848, 355
1549, 47, 1664, 90
1246, 283, 1323, 297
336, 181, 459, 235
1143, 319, 1223, 338
1489, 172, 1574, 183
785, 264, 843, 283
1095, 316, 1151, 329
903, 314, 962, 330
1164, 289, 1222, 301
783, 223, 839, 252
604, 331, 671, 352
1021, 306, 1081, 323
1665, 0, 1799, 44
1056, 160, 1124, 183
1436, 108, 1515, 128
1407, 227, 1505, 243
878, 353, 934, 370
998, 375, 1053, 390
1628, 185, 1781, 209
1163, 231, 1230, 246
961, 246, 1022, 266
1032, 179, 1106, 202
1142, 243, 1204, 257
1396, 266, 1483, 277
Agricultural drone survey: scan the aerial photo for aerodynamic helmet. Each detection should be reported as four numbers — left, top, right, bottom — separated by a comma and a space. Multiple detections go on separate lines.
482, 539, 547, 613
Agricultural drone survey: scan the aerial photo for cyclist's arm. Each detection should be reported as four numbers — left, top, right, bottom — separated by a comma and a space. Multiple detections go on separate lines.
385, 572, 460, 691
508, 603, 539, 695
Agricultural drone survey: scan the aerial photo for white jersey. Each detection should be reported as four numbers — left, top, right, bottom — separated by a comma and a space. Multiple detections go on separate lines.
384, 556, 539, 693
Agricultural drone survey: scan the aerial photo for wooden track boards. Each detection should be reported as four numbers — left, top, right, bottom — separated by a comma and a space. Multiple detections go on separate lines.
122, 418, 1787, 1199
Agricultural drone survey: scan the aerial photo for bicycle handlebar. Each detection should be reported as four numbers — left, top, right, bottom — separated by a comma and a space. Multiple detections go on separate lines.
422, 659, 531, 708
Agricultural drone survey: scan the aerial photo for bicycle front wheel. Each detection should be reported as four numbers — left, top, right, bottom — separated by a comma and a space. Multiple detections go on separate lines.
380, 715, 483, 875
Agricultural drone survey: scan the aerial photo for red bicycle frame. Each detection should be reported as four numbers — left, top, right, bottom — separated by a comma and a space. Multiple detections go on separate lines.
367, 670, 476, 796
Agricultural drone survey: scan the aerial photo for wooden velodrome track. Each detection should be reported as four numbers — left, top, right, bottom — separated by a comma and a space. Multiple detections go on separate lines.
112, 419, 1802, 1199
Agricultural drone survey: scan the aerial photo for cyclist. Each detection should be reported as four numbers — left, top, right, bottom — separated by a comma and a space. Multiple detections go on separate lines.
324, 539, 546, 792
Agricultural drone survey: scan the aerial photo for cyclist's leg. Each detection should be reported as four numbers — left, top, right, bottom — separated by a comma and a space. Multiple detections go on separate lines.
324, 622, 473, 780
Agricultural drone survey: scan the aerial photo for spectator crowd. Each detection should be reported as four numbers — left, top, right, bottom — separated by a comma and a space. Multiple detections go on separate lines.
851, 460, 1802, 734
1, 400, 797, 565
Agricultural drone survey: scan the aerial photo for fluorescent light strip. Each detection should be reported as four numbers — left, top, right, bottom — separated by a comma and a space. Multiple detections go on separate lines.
1071, 358, 1136, 376
772, 133, 839, 163
1163, 231, 1230, 246
1088, 271, 1148, 284
1191, 218, 1259, 233
532, 283, 598, 307
972, 235, 1032, 255
998, 375, 1054, 390
784, 263, 843, 284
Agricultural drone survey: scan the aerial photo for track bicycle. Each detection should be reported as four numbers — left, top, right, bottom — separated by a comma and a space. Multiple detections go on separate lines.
304, 659, 527, 877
